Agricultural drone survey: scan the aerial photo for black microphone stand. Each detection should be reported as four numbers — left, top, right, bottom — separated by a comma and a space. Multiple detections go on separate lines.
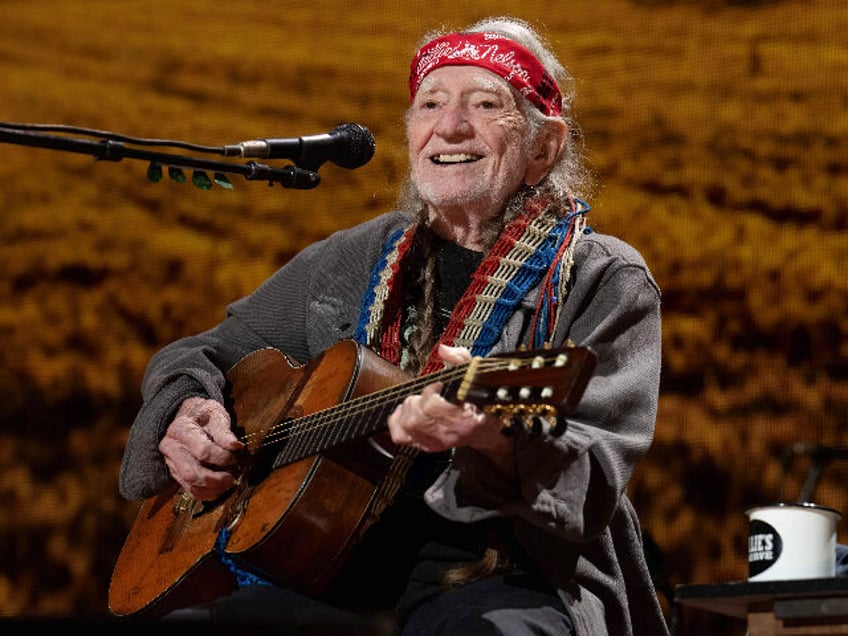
0, 125, 321, 189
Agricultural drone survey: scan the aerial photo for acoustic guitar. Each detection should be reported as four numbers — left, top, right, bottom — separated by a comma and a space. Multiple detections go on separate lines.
108, 338, 596, 618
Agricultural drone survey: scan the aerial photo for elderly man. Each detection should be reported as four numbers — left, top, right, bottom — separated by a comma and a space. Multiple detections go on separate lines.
116, 15, 668, 636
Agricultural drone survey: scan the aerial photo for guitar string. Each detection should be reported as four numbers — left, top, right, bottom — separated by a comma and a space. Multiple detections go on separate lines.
242, 364, 471, 450
246, 354, 522, 449
238, 353, 570, 452
235, 351, 575, 455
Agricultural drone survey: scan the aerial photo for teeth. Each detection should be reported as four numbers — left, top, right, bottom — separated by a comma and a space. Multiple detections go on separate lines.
432, 153, 480, 164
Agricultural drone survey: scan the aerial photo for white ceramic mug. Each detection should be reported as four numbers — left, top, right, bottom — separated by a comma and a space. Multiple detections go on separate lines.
746, 502, 841, 581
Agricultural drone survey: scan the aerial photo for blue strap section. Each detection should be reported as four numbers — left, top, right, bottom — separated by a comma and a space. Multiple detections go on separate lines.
354, 226, 407, 345
215, 527, 272, 588
529, 204, 590, 349
475, 214, 573, 355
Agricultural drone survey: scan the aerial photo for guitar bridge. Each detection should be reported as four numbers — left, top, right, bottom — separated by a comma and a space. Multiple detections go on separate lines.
172, 491, 194, 515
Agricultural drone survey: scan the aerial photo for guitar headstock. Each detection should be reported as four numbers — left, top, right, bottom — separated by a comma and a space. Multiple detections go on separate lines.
455, 344, 597, 438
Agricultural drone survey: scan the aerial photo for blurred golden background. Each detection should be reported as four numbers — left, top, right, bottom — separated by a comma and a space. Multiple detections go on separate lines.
1, 1, 846, 634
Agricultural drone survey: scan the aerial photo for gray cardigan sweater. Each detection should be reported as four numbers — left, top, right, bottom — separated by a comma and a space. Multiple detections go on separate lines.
119, 210, 669, 636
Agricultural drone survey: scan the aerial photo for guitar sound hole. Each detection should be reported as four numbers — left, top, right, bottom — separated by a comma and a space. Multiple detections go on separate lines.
244, 419, 292, 486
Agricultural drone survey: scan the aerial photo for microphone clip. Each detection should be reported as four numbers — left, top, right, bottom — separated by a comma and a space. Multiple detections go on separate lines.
244, 161, 320, 189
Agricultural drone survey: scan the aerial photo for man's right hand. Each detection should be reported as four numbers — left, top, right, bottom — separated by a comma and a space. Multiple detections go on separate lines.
159, 396, 245, 501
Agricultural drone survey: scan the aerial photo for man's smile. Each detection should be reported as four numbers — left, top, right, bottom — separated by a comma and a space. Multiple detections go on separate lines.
430, 153, 483, 164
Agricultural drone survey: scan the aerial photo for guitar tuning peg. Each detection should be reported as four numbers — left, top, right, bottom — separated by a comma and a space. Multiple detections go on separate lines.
529, 414, 545, 436
511, 411, 526, 432
490, 405, 518, 437
500, 421, 518, 437
549, 414, 568, 438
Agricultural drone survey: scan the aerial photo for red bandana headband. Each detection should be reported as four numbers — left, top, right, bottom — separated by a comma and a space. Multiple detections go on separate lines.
409, 31, 563, 117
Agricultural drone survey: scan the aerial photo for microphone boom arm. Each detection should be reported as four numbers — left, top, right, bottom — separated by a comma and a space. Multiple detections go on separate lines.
0, 126, 321, 189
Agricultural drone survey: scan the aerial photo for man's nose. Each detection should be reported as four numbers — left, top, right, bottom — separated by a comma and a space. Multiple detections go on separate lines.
433, 104, 472, 139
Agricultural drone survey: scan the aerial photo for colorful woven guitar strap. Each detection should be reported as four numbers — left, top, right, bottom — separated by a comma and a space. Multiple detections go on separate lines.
355, 195, 589, 374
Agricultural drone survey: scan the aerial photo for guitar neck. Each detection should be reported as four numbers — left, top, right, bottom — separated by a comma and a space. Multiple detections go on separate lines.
263, 343, 596, 469
269, 365, 466, 468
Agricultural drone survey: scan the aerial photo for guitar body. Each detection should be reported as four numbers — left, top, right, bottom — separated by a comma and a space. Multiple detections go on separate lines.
222, 340, 411, 592
109, 338, 597, 619
109, 340, 411, 618
107, 481, 236, 618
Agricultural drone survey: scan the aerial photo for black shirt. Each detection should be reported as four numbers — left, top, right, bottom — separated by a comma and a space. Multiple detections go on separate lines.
322, 237, 488, 610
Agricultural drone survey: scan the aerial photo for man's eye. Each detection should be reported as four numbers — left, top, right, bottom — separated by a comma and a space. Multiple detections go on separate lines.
477, 100, 500, 110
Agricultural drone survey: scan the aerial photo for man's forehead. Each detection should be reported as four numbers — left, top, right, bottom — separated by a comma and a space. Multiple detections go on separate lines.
416, 65, 513, 95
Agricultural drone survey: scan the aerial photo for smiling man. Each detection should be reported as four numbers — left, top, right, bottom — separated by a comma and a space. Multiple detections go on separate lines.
406, 62, 564, 246
118, 16, 669, 636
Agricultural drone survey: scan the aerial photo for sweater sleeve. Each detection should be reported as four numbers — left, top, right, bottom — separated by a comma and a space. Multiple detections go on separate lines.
425, 233, 662, 543
118, 212, 411, 501
117, 310, 292, 500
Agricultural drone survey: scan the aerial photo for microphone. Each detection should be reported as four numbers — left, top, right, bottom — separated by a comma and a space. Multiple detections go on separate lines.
222, 123, 375, 171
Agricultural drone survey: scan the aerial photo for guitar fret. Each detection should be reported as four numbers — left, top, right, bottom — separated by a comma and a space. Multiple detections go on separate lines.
325, 408, 345, 449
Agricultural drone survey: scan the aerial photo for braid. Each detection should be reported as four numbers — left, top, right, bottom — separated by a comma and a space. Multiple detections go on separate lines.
403, 226, 439, 375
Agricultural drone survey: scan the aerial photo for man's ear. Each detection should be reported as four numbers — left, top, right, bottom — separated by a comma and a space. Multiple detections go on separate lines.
524, 119, 568, 186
